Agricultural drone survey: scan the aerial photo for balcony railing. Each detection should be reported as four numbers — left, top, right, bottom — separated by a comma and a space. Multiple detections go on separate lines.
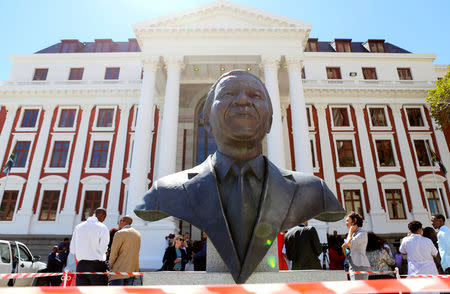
0, 80, 142, 86
302, 79, 435, 87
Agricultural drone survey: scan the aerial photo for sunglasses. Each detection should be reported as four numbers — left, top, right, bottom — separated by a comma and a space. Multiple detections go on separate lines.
177, 238, 184, 241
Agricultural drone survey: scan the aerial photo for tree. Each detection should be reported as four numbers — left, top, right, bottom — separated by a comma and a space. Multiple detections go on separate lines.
426, 65, 450, 131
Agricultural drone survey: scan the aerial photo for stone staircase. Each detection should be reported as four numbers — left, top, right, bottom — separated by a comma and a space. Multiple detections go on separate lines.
0, 234, 71, 264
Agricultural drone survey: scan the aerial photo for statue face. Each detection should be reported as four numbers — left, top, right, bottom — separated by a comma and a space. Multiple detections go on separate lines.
207, 74, 271, 147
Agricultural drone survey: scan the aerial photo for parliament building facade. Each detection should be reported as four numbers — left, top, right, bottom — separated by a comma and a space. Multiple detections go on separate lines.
0, 1, 449, 268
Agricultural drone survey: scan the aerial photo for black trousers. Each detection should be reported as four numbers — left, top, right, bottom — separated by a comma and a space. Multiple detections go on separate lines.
76, 260, 108, 286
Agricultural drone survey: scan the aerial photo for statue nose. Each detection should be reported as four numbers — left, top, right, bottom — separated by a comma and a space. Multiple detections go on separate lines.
233, 91, 251, 106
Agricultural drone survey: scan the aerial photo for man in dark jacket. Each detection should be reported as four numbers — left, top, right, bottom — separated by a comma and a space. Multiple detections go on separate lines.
284, 223, 322, 270
47, 246, 63, 286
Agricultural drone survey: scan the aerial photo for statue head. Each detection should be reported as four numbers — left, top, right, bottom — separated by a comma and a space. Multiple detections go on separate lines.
203, 70, 273, 159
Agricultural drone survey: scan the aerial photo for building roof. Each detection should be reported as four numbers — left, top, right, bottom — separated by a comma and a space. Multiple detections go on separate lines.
35, 39, 410, 54
317, 41, 410, 53
35, 40, 141, 54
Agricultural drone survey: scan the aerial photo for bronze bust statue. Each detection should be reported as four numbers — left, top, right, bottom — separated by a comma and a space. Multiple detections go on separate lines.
135, 70, 345, 283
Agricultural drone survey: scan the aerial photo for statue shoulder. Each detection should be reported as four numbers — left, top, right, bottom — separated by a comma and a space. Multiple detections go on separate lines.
153, 163, 205, 191
278, 167, 323, 188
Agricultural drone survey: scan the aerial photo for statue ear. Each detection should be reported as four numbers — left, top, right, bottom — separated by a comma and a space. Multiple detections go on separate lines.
266, 115, 272, 133
204, 115, 212, 133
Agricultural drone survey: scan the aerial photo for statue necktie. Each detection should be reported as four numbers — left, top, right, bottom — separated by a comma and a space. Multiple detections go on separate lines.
230, 163, 255, 262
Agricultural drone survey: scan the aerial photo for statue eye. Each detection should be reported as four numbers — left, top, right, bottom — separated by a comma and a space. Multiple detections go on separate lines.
221, 92, 234, 98
250, 93, 263, 99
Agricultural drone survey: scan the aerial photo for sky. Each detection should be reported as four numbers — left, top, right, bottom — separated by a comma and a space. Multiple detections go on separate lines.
0, 0, 449, 81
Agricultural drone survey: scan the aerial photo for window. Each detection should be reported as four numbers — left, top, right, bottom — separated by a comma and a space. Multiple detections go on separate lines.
60, 40, 78, 53
426, 189, 444, 215
375, 140, 396, 167
81, 191, 102, 221
33, 68, 48, 81
301, 67, 306, 79
38, 191, 60, 221
362, 67, 377, 80
196, 101, 217, 165
368, 40, 385, 53
335, 39, 352, 52
18, 244, 32, 262
58, 109, 76, 128
94, 39, 112, 52
90, 141, 110, 168
105, 67, 120, 80
14, 141, 31, 168
0, 243, 11, 263
96, 109, 114, 128
369, 107, 388, 127
69, 68, 84, 80
332, 107, 350, 127
344, 190, 363, 217
0, 191, 18, 221
385, 189, 406, 219
128, 39, 139, 52
406, 107, 425, 127
397, 68, 412, 80
310, 139, 316, 168
306, 106, 312, 127
50, 141, 70, 168
413, 140, 431, 166
337, 140, 356, 167
326, 67, 342, 79
306, 39, 318, 52
20, 109, 39, 128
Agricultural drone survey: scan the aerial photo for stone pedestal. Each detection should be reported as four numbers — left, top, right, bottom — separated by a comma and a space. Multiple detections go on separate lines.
142, 270, 347, 285
206, 239, 279, 273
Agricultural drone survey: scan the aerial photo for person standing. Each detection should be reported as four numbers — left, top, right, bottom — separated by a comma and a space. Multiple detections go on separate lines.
365, 232, 395, 279
109, 216, 141, 286
162, 235, 189, 271
342, 212, 371, 280
70, 208, 110, 286
400, 220, 438, 275
47, 246, 63, 286
431, 214, 450, 273
284, 223, 322, 270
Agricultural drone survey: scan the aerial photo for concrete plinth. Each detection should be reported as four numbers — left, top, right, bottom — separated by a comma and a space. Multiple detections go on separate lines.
142, 270, 347, 285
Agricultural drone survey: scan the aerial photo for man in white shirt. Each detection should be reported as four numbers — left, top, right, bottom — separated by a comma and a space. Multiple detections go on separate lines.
400, 220, 438, 275
431, 214, 450, 273
70, 208, 110, 286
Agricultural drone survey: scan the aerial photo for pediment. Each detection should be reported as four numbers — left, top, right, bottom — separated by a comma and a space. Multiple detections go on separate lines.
134, 0, 311, 30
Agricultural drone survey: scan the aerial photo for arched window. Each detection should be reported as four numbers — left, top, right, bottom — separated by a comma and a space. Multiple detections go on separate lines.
196, 100, 217, 164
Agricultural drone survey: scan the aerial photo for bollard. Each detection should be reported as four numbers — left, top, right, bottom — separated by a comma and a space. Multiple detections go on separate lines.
61, 270, 69, 287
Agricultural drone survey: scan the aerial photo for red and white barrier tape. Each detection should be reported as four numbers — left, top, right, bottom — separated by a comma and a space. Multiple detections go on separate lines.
403, 274, 450, 278
1, 278, 450, 293
0, 272, 144, 280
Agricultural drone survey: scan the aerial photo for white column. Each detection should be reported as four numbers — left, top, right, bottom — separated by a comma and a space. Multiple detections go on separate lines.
127, 57, 159, 216
16, 105, 55, 232
105, 104, 131, 228
155, 56, 183, 179
391, 104, 428, 222
261, 55, 286, 168
313, 104, 345, 235
0, 105, 18, 163
353, 104, 386, 229
286, 55, 313, 174
60, 104, 93, 227
315, 104, 337, 194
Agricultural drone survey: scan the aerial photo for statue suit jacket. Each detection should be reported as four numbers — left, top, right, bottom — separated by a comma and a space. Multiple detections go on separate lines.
135, 154, 345, 283
284, 225, 322, 270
